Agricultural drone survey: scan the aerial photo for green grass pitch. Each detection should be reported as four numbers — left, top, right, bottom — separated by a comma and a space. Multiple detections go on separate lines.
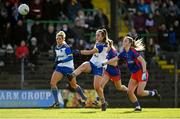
0, 108, 180, 119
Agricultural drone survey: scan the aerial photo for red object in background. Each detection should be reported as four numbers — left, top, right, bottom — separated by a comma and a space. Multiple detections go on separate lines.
144, 0, 152, 4
15, 45, 29, 59
7, 0, 20, 5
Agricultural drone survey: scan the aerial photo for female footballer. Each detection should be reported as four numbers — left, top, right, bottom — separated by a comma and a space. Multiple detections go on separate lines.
93, 40, 128, 106
67, 28, 110, 111
50, 31, 87, 107
100, 36, 161, 111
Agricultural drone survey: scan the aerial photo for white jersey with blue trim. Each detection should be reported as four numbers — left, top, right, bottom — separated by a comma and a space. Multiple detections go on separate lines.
90, 43, 108, 66
55, 43, 74, 69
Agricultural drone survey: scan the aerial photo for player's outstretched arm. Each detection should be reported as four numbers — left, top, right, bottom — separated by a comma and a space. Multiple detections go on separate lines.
103, 56, 119, 66
80, 48, 98, 55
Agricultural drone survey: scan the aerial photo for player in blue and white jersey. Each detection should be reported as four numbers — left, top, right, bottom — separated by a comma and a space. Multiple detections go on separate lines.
50, 31, 87, 108
92, 40, 128, 106
68, 29, 110, 111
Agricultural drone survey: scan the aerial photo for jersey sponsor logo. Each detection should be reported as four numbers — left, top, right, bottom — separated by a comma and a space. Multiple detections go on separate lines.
127, 60, 134, 64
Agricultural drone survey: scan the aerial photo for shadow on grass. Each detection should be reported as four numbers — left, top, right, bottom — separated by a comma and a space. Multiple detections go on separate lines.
79, 111, 97, 114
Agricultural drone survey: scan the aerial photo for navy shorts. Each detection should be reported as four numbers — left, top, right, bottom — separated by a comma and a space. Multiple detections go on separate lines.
89, 62, 103, 76
55, 66, 73, 75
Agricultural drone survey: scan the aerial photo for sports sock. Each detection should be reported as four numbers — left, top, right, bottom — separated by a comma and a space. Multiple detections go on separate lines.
148, 90, 155, 96
96, 96, 100, 101
75, 86, 87, 100
134, 101, 141, 109
51, 88, 59, 103
100, 97, 105, 104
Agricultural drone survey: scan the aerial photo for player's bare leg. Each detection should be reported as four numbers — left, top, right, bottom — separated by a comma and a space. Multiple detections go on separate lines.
127, 79, 141, 111
69, 77, 87, 106
94, 75, 107, 111
67, 62, 91, 105
137, 82, 161, 101
68, 62, 91, 79
92, 76, 109, 106
114, 80, 128, 92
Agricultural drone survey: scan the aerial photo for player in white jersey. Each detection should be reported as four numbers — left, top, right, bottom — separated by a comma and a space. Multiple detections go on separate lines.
50, 31, 87, 108
67, 29, 110, 111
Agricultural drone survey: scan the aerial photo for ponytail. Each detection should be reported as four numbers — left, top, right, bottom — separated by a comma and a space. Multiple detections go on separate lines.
125, 36, 145, 51
107, 39, 114, 48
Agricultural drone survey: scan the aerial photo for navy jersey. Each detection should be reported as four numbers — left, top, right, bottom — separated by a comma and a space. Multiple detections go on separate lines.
106, 48, 120, 76
118, 48, 142, 73
55, 43, 74, 69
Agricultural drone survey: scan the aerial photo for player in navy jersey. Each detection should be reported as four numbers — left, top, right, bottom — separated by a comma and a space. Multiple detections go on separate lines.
49, 31, 87, 108
93, 40, 128, 106
100, 36, 161, 111
67, 29, 110, 111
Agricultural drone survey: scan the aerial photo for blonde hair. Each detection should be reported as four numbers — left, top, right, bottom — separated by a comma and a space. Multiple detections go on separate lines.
56, 31, 66, 39
125, 36, 145, 51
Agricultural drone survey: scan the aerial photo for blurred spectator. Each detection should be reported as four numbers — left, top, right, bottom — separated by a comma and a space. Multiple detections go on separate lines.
5, 44, 14, 64
117, 0, 127, 18
53, 0, 68, 20
0, 2, 9, 38
133, 10, 146, 32
85, 12, 95, 31
150, 0, 160, 13
173, 20, 180, 45
3, 1, 12, 23
127, 0, 137, 14
12, 20, 28, 46
153, 9, 165, 30
72, 18, 86, 47
31, 21, 44, 49
146, 37, 155, 60
3, 22, 12, 45
42, 24, 56, 51
125, 0, 137, 29
158, 24, 169, 51
75, 10, 88, 28
93, 9, 109, 29
29, 0, 43, 19
145, 13, 155, 32
160, 3, 169, 18
28, 37, 39, 71
166, 10, 178, 27
79, 0, 93, 9
0, 46, 5, 67
168, 26, 177, 51
61, 24, 76, 46
78, 39, 86, 50
42, 0, 55, 20
67, 0, 82, 21
11, 2, 21, 25
137, 0, 151, 14
168, 0, 180, 16
15, 40, 29, 60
